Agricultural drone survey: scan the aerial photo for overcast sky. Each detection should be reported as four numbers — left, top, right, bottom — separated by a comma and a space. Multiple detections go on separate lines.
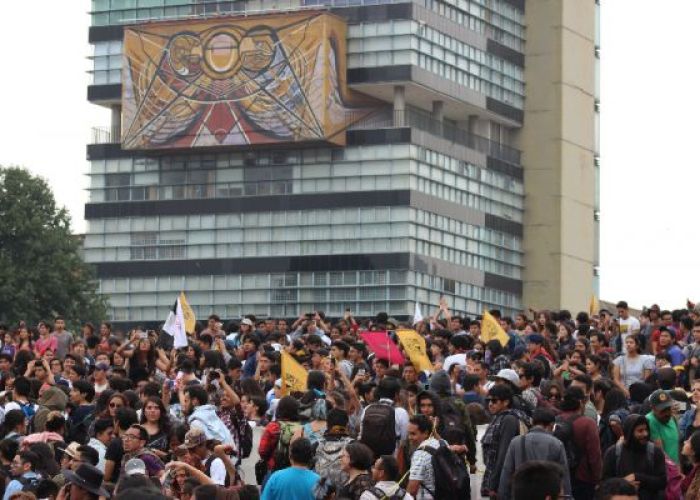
1, 1, 698, 311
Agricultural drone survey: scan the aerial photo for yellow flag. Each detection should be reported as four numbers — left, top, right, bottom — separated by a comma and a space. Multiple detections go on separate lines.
281, 351, 308, 395
395, 329, 433, 372
588, 295, 599, 316
179, 292, 196, 334
481, 310, 509, 347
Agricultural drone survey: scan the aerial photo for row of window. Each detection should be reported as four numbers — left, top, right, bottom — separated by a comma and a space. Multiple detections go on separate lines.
88, 144, 523, 217
98, 269, 520, 321
347, 21, 523, 107
419, 0, 523, 51
84, 207, 523, 274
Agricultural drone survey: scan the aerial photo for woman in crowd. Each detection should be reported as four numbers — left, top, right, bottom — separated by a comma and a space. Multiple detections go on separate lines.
682, 431, 700, 498
140, 396, 170, 458
586, 354, 607, 381
613, 335, 653, 396
598, 387, 630, 455
338, 442, 375, 500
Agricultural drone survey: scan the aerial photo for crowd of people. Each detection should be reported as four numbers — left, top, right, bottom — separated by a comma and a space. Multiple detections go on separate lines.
0, 300, 698, 500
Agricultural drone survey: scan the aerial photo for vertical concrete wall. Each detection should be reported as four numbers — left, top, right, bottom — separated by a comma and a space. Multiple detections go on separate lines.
518, 0, 597, 311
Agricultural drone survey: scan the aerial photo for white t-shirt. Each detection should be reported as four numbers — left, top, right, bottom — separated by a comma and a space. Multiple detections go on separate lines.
203, 456, 227, 485
618, 316, 641, 343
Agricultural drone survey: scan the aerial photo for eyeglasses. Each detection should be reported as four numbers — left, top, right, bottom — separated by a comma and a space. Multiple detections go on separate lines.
122, 434, 141, 441
485, 398, 502, 404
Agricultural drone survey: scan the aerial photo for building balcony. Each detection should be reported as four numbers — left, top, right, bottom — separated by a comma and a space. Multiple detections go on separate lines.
90, 107, 520, 165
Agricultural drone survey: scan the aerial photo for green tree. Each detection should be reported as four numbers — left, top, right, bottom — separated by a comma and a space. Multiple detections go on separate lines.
0, 166, 107, 328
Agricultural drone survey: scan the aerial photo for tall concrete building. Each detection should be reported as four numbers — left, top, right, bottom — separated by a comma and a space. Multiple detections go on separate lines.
85, 0, 599, 324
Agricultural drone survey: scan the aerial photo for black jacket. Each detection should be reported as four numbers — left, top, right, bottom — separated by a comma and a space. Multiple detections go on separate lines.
601, 414, 666, 500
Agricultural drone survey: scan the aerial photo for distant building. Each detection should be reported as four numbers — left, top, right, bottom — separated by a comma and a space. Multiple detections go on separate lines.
84, 0, 599, 324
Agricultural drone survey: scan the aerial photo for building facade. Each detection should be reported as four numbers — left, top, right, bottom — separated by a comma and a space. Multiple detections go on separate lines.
85, 0, 598, 324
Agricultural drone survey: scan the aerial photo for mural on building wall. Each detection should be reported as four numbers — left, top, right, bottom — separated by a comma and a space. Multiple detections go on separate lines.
122, 12, 375, 149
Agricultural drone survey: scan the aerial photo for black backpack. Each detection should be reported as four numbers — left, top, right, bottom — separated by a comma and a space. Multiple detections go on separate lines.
553, 414, 583, 471
360, 403, 396, 457
17, 475, 42, 494
440, 400, 466, 445
239, 420, 253, 459
423, 443, 470, 500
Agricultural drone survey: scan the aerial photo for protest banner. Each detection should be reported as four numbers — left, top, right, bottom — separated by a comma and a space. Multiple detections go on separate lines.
281, 351, 308, 395
359, 331, 405, 365
481, 310, 509, 347
395, 329, 433, 372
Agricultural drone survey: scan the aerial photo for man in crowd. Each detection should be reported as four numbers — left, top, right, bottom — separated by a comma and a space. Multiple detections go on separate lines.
512, 461, 565, 500
51, 316, 74, 360
499, 408, 571, 499
646, 389, 680, 463
406, 414, 439, 499
262, 438, 319, 500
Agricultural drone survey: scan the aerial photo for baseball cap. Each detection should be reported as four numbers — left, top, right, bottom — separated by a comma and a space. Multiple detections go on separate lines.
124, 458, 146, 476
178, 428, 206, 449
241, 318, 254, 327
649, 389, 673, 410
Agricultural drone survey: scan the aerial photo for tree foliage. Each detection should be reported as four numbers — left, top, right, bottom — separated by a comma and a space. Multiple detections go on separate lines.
0, 166, 107, 327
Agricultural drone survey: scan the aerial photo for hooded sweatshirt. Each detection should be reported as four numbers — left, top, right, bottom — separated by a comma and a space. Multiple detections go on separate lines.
601, 413, 666, 500
188, 404, 234, 446
32, 386, 68, 432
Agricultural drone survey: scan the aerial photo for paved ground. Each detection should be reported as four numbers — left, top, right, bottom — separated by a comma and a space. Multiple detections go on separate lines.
241, 424, 488, 499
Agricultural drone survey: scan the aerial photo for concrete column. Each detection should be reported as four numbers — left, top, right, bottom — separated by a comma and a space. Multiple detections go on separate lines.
431, 100, 444, 122
393, 85, 405, 127
111, 105, 122, 142
431, 100, 444, 136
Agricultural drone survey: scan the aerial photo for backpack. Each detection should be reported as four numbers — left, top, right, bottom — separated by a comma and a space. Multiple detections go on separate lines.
205, 454, 231, 487
314, 437, 352, 486
553, 414, 583, 472
273, 421, 300, 471
239, 420, 253, 459
614, 443, 681, 500
360, 403, 396, 457
422, 442, 470, 500
440, 400, 466, 445
17, 475, 42, 494
367, 485, 407, 500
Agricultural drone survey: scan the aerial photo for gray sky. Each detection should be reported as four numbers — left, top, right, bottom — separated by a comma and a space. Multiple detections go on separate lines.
0, 1, 697, 311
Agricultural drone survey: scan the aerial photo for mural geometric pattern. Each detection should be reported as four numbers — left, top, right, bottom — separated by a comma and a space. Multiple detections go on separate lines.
122, 12, 376, 149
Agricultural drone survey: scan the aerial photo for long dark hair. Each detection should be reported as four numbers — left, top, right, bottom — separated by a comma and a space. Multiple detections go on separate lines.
140, 396, 171, 434
602, 387, 628, 417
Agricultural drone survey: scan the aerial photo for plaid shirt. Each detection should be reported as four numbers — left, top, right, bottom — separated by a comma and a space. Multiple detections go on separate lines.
409, 437, 440, 500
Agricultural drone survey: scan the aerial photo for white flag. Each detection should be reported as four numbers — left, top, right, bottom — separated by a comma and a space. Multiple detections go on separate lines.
163, 297, 188, 348
413, 302, 424, 325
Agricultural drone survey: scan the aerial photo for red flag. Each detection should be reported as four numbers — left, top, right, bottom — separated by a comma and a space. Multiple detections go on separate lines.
359, 331, 405, 365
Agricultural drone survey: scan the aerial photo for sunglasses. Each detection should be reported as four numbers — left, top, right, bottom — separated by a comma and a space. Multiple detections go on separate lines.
485, 398, 503, 404
110, 402, 123, 408
548, 394, 561, 400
